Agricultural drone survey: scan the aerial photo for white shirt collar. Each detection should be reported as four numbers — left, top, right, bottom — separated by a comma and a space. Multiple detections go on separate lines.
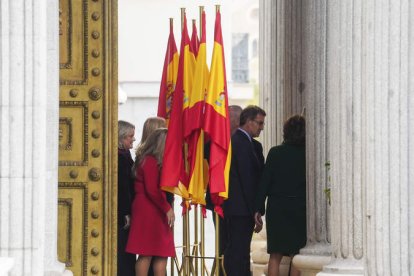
237, 128, 252, 142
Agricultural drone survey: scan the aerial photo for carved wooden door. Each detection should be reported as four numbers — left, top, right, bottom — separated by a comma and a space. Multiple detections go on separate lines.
58, 0, 118, 275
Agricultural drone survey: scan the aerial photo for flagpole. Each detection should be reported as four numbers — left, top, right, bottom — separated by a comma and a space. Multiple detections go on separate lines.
181, 7, 186, 31
199, 6, 204, 38
200, 207, 206, 274
179, 8, 191, 276
214, 6, 223, 276
193, 204, 199, 274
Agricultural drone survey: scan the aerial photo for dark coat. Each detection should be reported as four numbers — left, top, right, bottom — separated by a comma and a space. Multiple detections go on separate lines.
118, 149, 134, 226
223, 129, 265, 216
255, 143, 306, 254
117, 148, 136, 276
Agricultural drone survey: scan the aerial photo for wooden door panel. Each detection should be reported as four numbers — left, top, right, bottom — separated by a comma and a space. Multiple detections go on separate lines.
58, 0, 117, 275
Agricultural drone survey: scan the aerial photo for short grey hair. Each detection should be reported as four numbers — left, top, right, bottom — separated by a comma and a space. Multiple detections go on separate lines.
118, 120, 135, 149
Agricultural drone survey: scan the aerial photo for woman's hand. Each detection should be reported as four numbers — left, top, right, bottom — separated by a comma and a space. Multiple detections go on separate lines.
166, 208, 175, 228
254, 212, 263, 233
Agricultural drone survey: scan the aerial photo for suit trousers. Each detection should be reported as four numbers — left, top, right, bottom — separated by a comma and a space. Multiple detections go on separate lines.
223, 215, 254, 276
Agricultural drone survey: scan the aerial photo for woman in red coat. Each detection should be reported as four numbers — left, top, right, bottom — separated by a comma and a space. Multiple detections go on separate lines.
126, 128, 175, 276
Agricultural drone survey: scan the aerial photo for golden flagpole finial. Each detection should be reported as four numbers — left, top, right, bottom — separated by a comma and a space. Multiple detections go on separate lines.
180, 8, 186, 31
199, 6, 204, 37
215, 5, 220, 12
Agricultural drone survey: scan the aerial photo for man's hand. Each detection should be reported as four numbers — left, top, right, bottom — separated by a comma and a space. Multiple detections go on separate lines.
254, 212, 263, 233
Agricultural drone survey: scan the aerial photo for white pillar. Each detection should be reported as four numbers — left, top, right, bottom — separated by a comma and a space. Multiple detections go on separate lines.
259, 1, 317, 275
291, 0, 332, 275
318, 1, 365, 274
0, 0, 67, 275
261, 0, 414, 274
319, 0, 414, 274
364, 0, 413, 274
260, 0, 305, 152
292, 1, 332, 274
260, 0, 279, 153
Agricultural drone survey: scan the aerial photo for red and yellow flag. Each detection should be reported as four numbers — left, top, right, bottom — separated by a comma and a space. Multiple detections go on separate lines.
203, 10, 231, 216
190, 19, 200, 57
157, 20, 179, 126
160, 14, 195, 200
185, 11, 209, 205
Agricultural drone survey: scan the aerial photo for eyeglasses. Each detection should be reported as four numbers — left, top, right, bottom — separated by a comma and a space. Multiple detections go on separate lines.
252, 120, 265, 126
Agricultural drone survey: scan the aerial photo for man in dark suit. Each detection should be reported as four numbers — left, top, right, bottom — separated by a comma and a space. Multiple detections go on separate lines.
223, 105, 266, 276
205, 105, 243, 267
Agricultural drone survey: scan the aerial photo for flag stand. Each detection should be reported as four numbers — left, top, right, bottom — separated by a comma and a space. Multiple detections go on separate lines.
168, 4, 228, 275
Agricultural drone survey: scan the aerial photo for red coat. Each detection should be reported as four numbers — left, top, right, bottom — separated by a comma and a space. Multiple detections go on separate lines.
126, 155, 175, 257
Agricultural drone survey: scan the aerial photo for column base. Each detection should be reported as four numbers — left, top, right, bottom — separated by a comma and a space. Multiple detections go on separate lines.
317, 258, 364, 276
44, 260, 73, 276
293, 254, 331, 276
0, 257, 14, 276
292, 242, 332, 276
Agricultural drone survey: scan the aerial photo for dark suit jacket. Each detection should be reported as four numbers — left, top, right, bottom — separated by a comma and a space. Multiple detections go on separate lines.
223, 129, 265, 216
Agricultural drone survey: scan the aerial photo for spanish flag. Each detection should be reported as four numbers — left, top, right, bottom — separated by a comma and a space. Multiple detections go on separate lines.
160, 14, 195, 200
190, 19, 200, 56
157, 19, 179, 126
185, 11, 209, 205
203, 10, 231, 217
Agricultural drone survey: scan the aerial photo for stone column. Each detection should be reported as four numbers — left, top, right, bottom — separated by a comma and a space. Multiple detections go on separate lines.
257, 1, 311, 275
0, 0, 67, 275
292, 0, 332, 275
317, 0, 366, 274
318, 0, 414, 274
259, 0, 279, 153
260, 0, 414, 275
260, 0, 305, 152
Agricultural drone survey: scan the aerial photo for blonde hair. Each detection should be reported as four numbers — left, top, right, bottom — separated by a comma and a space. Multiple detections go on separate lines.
132, 128, 168, 177
140, 117, 166, 145
118, 120, 135, 149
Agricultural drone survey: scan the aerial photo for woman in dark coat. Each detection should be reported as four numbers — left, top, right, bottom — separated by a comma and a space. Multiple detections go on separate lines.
118, 120, 137, 276
254, 115, 306, 276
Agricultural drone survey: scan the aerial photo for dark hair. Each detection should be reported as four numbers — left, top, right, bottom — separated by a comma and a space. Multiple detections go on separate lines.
283, 115, 305, 145
239, 105, 266, 126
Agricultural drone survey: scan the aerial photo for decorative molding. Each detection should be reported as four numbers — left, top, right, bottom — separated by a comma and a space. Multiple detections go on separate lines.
58, 182, 89, 275
59, 117, 73, 151
59, 0, 73, 69
91, 149, 100, 157
69, 89, 79, 97
59, 101, 89, 166
59, 0, 89, 85
88, 168, 101, 181
91, 110, 101, 119
58, 198, 74, 266
88, 87, 102, 101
